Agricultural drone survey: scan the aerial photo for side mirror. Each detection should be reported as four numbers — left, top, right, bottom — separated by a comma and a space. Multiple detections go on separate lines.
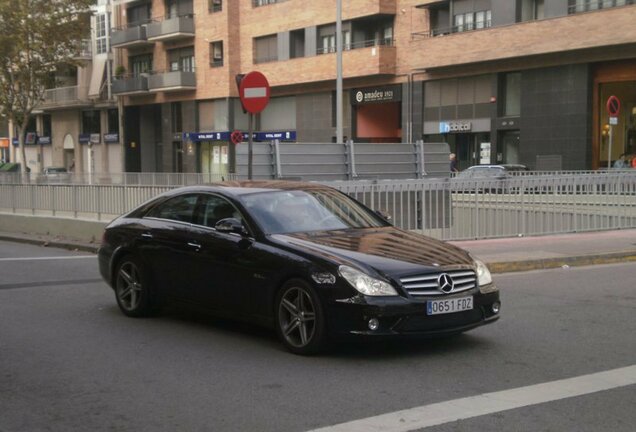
215, 218, 248, 236
375, 210, 392, 222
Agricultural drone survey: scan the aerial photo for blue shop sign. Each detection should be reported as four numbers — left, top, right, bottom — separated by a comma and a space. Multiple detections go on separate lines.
104, 133, 119, 143
79, 134, 91, 144
183, 132, 230, 142
255, 131, 296, 141
12, 134, 42, 145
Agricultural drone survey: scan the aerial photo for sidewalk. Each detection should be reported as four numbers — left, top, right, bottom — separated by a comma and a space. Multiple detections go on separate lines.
450, 229, 636, 273
1, 229, 635, 274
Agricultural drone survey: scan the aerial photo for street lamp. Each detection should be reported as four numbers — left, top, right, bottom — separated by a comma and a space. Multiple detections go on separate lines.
336, 0, 343, 144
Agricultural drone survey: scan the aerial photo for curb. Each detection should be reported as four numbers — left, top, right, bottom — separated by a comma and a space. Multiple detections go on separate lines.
487, 251, 636, 274
0, 235, 99, 254
1, 234, 635, 273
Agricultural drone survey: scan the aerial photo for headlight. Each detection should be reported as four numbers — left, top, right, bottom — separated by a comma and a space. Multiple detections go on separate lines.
339, 265, 398, 296
473, 257, 497, 293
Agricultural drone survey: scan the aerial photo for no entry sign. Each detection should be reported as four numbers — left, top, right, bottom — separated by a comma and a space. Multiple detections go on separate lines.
239, 71, 270, 114
606, 95, 621, 117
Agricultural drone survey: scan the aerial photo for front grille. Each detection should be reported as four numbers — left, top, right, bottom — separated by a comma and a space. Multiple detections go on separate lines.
399, 269, 476, 297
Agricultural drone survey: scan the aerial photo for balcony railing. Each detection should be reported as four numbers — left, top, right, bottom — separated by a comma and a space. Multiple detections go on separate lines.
315, 37, 394, 55
147, 69, 196, 92
40, 86, 90, 108
112, 75, 149, 95
111, 21, 151, 48
146, 14, 195, 42
568, 0, 634, 14
412, 20, 492, 38
74, 39, 92, 59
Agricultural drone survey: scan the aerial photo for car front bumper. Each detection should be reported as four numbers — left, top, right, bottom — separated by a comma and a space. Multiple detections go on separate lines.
326, 289, 500, 339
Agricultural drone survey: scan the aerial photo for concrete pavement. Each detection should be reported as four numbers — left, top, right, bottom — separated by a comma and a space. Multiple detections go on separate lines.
1, 228, 635, 274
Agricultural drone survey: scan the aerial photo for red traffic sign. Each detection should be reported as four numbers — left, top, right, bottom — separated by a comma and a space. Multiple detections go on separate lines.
239, 71, 270, 114
606, 95, 621, 117
230, 130, 243, 145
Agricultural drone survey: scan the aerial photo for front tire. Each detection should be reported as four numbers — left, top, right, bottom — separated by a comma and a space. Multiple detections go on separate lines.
275, 279, 327, 355
114, 255, 155, 317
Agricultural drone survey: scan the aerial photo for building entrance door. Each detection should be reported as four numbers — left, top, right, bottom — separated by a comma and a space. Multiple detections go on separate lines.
500, 131, 521, 164
200, 142, 228, 179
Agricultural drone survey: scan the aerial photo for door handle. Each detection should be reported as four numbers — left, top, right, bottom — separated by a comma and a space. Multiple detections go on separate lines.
187, 242, 202, 250
141, 232, 153, 239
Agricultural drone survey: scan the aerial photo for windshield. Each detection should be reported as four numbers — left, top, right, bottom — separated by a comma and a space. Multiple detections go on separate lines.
240, 189, 387, 234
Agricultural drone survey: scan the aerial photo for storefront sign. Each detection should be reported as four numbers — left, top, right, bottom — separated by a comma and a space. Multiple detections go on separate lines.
184, 132, 231, 142
38, 136, 51, 145
255, 131, 296, 141
351, 85, 402, 105
12, 135, 40, 145
79, 134, 90, 144
104, 133, 120, 143
0, 138, 9, 148
439, 121, 472, 133
184, 131, 297, 142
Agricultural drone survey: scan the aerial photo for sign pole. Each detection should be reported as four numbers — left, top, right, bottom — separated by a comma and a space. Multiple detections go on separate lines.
607, 124, 613, 170
248, 113, 253, 180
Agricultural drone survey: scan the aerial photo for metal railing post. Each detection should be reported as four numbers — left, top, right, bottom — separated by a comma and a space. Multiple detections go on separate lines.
272, 140, 283, 179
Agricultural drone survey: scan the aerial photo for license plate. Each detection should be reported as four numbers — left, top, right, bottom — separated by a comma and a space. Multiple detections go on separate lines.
427, 296, 473, 315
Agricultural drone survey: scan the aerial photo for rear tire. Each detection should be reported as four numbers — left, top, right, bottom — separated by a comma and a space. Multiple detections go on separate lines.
114, 255, 155, 317
275, 279, 327, 355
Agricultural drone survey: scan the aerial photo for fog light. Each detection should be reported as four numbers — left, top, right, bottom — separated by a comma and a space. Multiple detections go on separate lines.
492, 302, 501, 314
368, 318, 380, 331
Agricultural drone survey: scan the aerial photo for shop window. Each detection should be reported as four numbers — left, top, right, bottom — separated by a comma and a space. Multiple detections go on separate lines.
503, 73, 521, 117
210, 41, 223, 67
107, 109, 119, 134
82, 111, 101, 134
42, 115, 52, 138
254, 34, 278, 63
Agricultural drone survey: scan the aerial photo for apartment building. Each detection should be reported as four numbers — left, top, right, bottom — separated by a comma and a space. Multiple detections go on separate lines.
111, 0, 636, 175
9, 0, 120, 174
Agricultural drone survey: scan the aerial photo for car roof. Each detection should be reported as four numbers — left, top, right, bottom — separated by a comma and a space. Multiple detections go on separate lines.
164, 180, 335, 198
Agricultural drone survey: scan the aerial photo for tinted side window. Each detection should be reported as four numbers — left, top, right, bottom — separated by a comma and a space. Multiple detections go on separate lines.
147, 194, 198, 223
195, 194, 243, 228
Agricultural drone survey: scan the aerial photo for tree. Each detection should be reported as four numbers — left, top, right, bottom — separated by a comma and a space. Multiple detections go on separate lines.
0, 0, 92, 173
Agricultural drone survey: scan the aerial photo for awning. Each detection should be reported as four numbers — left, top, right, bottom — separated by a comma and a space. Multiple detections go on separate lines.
88, 56, 107, 98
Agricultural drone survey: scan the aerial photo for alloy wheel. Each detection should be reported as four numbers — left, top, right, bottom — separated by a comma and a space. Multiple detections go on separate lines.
278, 287, 317, 348
116, 261, 143, 312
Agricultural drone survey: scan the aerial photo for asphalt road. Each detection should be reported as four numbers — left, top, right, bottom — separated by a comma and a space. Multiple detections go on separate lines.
0, 240, 634, 432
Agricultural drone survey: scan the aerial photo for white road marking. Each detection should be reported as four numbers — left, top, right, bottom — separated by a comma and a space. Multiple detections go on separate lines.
0, 256, 95, 262
309, 365, 636, 432
244, 87, 267, 98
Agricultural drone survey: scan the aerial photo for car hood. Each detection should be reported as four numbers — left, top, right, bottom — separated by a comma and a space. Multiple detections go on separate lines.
271, 227, 474, 277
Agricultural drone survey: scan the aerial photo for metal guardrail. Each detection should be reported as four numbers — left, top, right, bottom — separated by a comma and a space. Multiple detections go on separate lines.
0, 172, 235, 186
1, 172, 635, 240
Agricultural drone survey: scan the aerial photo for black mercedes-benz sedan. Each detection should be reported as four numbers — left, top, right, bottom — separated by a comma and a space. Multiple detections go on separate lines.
98, 181, 500, 354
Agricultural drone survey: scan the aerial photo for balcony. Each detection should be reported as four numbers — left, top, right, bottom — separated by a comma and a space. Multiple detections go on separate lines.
146, 15, 195, 42
408, 4, 636, 70
39, 86, 92, 110
255, 40, 396, 86
73, 39, 92, 61
148, 70, 196, 92
112, 75, 149, 95
111, 24, 152, 49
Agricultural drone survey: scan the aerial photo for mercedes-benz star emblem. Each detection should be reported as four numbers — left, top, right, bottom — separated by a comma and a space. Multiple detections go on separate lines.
437, 273, 454, 293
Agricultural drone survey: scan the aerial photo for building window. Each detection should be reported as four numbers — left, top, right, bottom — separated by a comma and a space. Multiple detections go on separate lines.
503, 73, 521, 117
168, 47, 195, 72
42, 115, 52, 138
253, 0, 283, 7
290, 29, 305, 58
208, 0, 222, 13
321, 34, 336, 54
210, 41, 223, 67
130, 54, 153, 76
254, 34, 278, 63
96, 14, 108, 54
127, 3, 152, 26
82, 110, 101, 134
107, 109, 119, 134
568, 0, 630, 13
455, 10, 491, 32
